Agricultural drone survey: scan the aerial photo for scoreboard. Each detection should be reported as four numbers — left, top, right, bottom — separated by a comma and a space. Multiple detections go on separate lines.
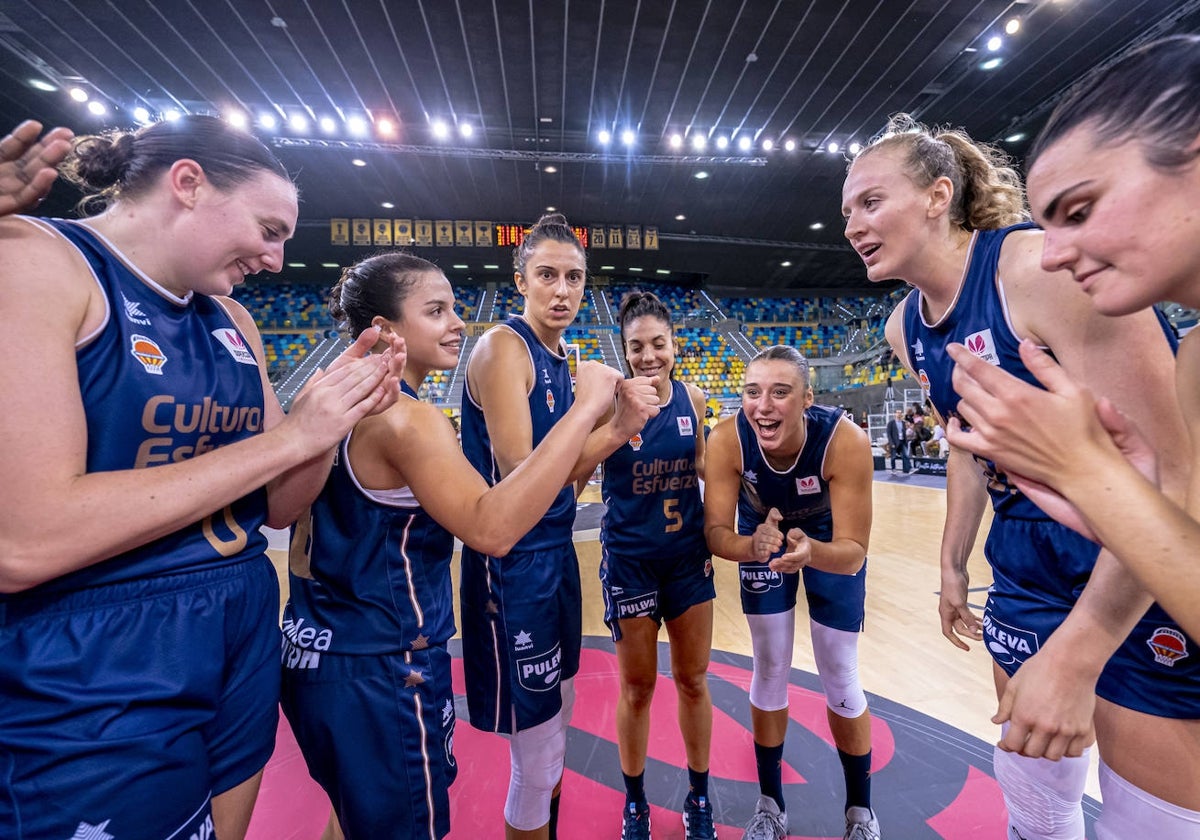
495, 224, 589, 248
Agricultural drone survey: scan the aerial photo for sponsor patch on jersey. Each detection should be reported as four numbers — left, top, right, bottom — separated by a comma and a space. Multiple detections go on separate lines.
740, 565, 783, 594
546, 388, 556, 413
130, 334, 167, 375
517, 643, 562, 692
121, 291, 151, 326
982, 609, 1040, 668
212, 328, 257, 365
677, 416, 694, 436
1147, 626, 1190, 667
629, 433, 643, 451
616, 591, 658, 619
795, 475, 820, 495
964, 329, 1001, 366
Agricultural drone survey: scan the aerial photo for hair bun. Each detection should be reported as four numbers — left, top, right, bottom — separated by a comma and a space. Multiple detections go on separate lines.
64, 132, 135, 191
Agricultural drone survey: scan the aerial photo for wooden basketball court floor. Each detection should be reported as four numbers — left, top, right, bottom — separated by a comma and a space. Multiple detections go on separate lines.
253, 473, 1105, 838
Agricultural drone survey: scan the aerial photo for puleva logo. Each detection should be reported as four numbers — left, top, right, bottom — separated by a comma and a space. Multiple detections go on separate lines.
130, 334, 167, 375
212, 329, 257, 365
964, 329, 1001, 366
795, 475, 820, 495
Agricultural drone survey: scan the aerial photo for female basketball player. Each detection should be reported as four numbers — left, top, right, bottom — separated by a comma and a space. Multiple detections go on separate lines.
599, 290, 715, 840
458, 213, 660, 839
280, 252, 625, 840
0, 115, 403, 840
841, 111, 1200, 839
942, 35, 1200, 837
0, 119, 72, 214
704, 345, 879, 840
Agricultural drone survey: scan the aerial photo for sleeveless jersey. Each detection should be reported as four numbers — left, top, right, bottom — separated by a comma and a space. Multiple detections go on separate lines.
601, 379, 704, 557
735, 403, 842, 542
460, 316, 576, 551
15, 218, 268, 594
283, 383, 455, 658
901, 222, 1176, 517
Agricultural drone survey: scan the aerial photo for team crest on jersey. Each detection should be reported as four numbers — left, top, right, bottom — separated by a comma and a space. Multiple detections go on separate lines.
917, 368, 931, 390
514, 629, 534, 651
628, 433, 643, 451
795, 475, 820, 495
964, 329, 1001, 366
677, 416, 694, 436
546, 389, 556, 413
703, 558, 714, 578
741, 565, 783, 593
1147, 627, 1190, 667
130, 334, 167, 375
212, 328, 257, 365
121, 291, 151, 326
912, 338, 925, 362
517, 642, 562, 692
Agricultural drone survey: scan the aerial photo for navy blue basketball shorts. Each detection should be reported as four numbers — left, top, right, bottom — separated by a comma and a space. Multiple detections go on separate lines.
460, 543, 582, 734
600, 544, 715, 641
739, 558, 868, 632
280, 645, 457, 840
984, 515, 1200, 717
0, 557, 279, 840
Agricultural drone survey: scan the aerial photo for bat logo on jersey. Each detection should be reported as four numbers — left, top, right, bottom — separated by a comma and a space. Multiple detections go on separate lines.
121, 291, 151, 326
677, 416, 694, 436
964, 329, 1001, 366
1147, 627, 1190, 667
629, 433, 643, 451
982, 610, 1040, 667
517, 642, 562, 691
796, 475, 820, 495
212, 328, 257, 365
546, 389, 555, 413
130, 334, 167, 375
740, 564, 783, 593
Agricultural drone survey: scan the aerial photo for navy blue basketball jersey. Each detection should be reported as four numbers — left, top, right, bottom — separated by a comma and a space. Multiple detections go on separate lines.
283, 385, 456, 660
460, 316, 576, 551
20, 218, 268, 593
735, 404, 842, 542
601, 379, 704, 557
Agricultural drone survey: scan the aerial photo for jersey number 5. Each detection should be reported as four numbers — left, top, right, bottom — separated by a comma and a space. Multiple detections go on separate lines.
663, 498, 683, 533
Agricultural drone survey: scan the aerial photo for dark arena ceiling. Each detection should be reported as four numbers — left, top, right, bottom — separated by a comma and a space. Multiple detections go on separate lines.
2, 0, 1197, 294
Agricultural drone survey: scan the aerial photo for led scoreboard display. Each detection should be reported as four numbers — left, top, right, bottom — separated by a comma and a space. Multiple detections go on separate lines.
495, 224, 589, 248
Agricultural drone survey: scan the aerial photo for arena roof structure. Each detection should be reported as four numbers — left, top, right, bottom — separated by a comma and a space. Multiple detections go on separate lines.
1, 0, 1196, 293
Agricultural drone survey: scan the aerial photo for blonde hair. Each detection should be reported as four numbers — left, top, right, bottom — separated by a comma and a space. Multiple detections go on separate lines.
855, 114, 1028, 230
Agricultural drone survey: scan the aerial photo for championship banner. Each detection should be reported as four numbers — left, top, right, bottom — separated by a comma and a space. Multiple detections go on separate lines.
625, 225, 642, 250
373, 219, 393, 246
414, 220, 434, 247
455, 220, 474, 246
330, 218, 349, 246
394, 219, 413, 246
607, 225, 624, 249
352, 219, 372, 246
474, 221, 493, 247
590, 225, 606, 249
644, 226, 659, 250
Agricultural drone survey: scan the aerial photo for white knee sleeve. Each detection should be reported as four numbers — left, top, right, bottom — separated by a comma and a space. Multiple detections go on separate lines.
504, 711, 567, 830
1095, 758, 1200, 840
809, 619, 867, 718
993, 733, 1088, 840
747, 610, 795, 712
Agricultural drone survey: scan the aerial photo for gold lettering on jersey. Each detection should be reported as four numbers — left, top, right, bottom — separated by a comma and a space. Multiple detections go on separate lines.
630, 456, 698, 495
136, 395, 264, 467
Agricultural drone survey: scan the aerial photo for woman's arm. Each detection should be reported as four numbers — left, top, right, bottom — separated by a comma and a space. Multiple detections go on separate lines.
703, 418, 759, 563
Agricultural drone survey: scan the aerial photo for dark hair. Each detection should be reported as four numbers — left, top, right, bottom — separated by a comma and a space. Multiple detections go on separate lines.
854, 113, 1027, 230
1030, 35, 1200, 173
513, 212, 587, 275
328, 252, 441, 338
616, 289, 674, 376
748, 344, 810, 388
59, 114, 290, 214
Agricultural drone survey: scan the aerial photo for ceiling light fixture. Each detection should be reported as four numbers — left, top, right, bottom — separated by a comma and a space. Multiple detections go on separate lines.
321, 262, 340, 269
86, 101, 107, 116
347, 115, 368, 136
675, 214, 686, 221
761, 138, 774, 151
1005, 18, 1021, 35
351, 158, 367, 167
381, 201, 394, 209
781, 261, 792, 267
621, 128, 635, 146
809, 223, 824, 230
319, 116, 336, 133
598, 129, 612, 144
737, 135, 753, 152
226, 110, 247, 128
784, 138, 796, 152
987, 36, 1003, 51
69, 87, 89, 102
827, 142, 840, 153
1005, 132, 1026, 143
133, 106, 152, 124
980, 57, 1004, 70
669, 133, 683, 149
431, 119, 449, 140
848, 142, 862, 155
716, 136, 729, 150
543, 165, 558, 173
259, 113, 277, 130
29, 79, 56, 92
691, 133, 706, 151
460, 123, 474, 138
694, 171, 709, 180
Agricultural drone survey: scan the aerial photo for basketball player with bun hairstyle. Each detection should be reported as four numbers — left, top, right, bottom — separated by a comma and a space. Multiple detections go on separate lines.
842, 110, 1199, 839
0, 115, 403, 840
459, 213, 661, 839
600, 289, 715, 840
704, 345, 879, 840
280, 252, 626, 840
942, 34, 1200, 838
